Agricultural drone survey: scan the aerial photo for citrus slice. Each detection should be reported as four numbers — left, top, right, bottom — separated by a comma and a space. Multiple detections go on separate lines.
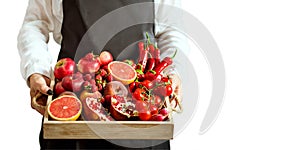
47, 95, 82, 121
108, 61, 137, 85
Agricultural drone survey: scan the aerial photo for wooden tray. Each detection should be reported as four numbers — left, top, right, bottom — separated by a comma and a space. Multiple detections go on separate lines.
41, 81, 174, 139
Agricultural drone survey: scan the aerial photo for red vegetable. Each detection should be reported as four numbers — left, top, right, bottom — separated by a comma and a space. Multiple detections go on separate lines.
144, 49, 176, 81
153, 49, 177, 74
145, 58, 155, 72
138, 109, 152, 121
141, 80, 154, 90
149, 44, 155, 57
136, 68, 145, 81
154, 46, 161, 66
133, 88, 147, 101
137, 42, 148, 72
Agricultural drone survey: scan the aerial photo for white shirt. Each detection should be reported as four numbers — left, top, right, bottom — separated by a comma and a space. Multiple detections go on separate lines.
17, 0, 187, 82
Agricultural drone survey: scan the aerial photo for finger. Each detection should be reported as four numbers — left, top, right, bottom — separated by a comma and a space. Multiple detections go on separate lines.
40, 84, 53, 95
35, 77, 51, 95
44, 76, 51, 86
42, 76, 53, 95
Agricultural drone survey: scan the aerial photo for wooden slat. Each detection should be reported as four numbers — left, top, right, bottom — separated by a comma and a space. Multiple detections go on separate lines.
44, 121, 173, 139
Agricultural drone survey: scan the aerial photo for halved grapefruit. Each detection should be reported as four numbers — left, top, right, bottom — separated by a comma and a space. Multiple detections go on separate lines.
108, 61, 137, 85
47, 95, 82, 121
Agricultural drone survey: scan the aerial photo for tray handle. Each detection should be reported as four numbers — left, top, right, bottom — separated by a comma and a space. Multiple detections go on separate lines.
31, 78, 55, 114
31, 92, 47, 113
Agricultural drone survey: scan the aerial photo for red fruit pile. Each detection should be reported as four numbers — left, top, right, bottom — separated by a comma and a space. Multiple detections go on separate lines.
53, 33, 178, 121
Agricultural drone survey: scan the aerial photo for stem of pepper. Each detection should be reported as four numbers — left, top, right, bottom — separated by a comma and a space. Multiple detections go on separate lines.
146, 32, 152, 46
171, 49, 178, 59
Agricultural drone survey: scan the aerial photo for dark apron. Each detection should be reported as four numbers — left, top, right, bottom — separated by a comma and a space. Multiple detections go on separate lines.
40, 0, 170, 149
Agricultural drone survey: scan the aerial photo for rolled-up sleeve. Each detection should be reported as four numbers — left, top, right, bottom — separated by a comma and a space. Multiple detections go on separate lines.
17, 0, 55, 82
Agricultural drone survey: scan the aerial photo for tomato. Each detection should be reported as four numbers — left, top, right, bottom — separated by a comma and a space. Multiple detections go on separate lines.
164, 84, 173, 97
132, 88, 147, 101
161, 77, 169, 83
154, 84, 173, 97
138, 110, 152, 121
135, 101, 148, 112
149, 105, 158, 115
129, 82, 137, 93
154, 95, 162, 106
141, 80, 154, 90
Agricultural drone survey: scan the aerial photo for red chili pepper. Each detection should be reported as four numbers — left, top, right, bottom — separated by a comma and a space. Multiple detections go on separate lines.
145, 58, 155, 72
145, 71, 162, 81
149, 44, 155, 57
138, 41, 144, 52
137, 41, 148, 72
154, 45, 161, 66
136, 68, 145, 81
144, 49, 177, 81
153, 49, 177, 75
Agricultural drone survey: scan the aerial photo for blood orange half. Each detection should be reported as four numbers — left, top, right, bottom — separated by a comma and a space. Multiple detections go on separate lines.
108, 61, 137, 85
47, 95, 82, 121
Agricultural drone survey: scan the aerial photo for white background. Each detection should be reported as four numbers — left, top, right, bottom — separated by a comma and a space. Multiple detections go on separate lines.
1, 0, 300, 149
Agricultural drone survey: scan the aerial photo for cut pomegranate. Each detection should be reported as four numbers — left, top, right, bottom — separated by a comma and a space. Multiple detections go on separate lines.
110, 95, 138, 121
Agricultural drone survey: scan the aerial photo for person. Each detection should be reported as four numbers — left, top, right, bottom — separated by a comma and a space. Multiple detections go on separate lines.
18, 0, 186, 149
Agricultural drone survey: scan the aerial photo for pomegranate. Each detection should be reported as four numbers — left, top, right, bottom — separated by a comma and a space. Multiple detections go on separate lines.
104, 81, 128, 98
85, 97, 114, 121
79, 90, 103, 121
77, 52, 101, 74
110, 95, 138, 121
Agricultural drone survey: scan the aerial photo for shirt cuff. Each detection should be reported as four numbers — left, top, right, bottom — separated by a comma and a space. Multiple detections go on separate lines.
23, 62, 52, 87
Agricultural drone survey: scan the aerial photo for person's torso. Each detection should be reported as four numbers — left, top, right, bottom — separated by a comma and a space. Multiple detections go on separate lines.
58, 0, 155, 62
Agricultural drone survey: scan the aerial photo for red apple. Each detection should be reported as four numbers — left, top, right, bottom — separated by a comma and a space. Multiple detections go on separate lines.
77, 53, 101, 74
54, 81, 66, 96
61, 72, 84, 92
99, 51, 113, 66
54, 58, 75, 80
62, 75, 73, 91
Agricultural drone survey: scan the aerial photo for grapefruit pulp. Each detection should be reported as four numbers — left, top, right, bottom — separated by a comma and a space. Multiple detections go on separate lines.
47, 95, 82, 121
108, 61, 137, 85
